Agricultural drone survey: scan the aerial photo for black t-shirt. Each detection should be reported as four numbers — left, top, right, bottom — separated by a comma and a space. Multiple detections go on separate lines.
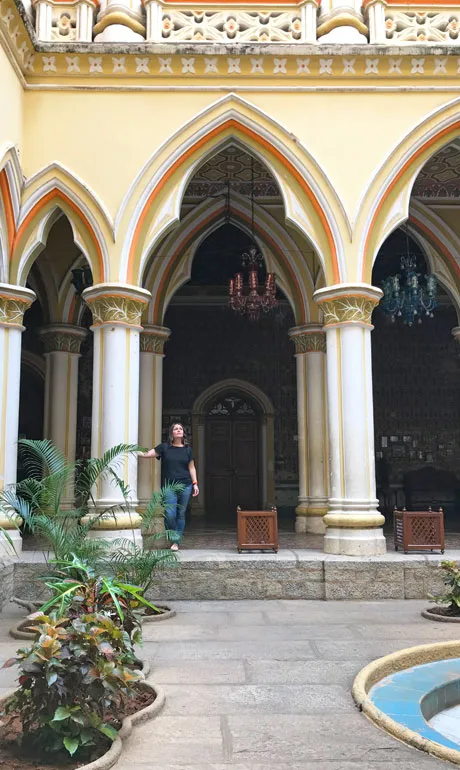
154, 443, 194, 484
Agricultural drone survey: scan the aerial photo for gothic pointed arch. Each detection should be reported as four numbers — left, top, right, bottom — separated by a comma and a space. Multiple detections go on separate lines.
357, 96, 460, 285
0, 146, 22, 282
11, 166, 112, 285
118, 96, 349, 287
143, 193, 318, 325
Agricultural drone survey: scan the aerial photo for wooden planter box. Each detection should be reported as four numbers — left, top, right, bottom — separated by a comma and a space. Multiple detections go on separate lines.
393, 507, 445, 554
237, 506, 279, 553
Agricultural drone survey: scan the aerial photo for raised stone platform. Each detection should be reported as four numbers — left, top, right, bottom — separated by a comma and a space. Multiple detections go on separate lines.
11, 546, 454, 602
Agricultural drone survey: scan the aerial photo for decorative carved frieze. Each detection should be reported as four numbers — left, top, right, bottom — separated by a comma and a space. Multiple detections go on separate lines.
289, 330, 326, 354
140, 325, 171, 353
0, 291, 34, 327
84, 293, 149, 327
385, 9, 460, 43
39, 325, 87, 354
318, 295, 380, 326
161, 9, 303, 43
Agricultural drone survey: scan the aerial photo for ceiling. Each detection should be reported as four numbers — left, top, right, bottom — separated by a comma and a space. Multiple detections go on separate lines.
184, 144, 280, 200
413, 141, 460, 199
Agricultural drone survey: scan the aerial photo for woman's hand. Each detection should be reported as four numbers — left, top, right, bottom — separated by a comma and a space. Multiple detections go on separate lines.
138, 449, 156, 459
192, 484, 200, 497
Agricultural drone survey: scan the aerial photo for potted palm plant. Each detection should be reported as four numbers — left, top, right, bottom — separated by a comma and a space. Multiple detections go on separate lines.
109, 482, 184, 621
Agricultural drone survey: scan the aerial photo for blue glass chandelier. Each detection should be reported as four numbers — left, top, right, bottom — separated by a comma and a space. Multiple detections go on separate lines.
380, 253, 438, 326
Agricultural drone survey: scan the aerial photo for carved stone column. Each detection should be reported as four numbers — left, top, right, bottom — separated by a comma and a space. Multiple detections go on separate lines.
0, 284, 36, 554
314, 284, 385, 556
138, 325, 170, 510
38, 324, 87, 505
82, 283, 151, 543
289, 323, 329, 534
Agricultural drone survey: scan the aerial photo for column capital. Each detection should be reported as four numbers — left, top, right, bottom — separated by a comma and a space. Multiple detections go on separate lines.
38, 324, 87, 354
0, 284, 35, 329
452, 326, 460, 343
289, 323, 326, 354
314, 283, 383, 329
82, 283, 151, 329
140, 324, 171, 354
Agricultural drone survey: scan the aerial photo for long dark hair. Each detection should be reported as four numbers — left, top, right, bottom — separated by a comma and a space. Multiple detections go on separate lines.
168, 423, 189, 446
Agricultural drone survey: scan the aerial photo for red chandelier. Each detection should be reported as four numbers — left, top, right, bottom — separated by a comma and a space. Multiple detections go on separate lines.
229, 246, 277, 322
227, 156, 278, 322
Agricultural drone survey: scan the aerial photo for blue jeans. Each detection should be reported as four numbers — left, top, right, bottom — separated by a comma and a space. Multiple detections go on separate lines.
163, 484, 192, 543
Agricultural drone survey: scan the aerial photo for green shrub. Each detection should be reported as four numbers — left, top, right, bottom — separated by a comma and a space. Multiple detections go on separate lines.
0, 439, 144, 567
2, 610, 141, 760
39, 555, 155, 635
429, 560, 460, 614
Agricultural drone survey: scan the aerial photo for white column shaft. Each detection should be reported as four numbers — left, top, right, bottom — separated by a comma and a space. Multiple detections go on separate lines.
145, 0, 162, 40
76, 1, 94, 41
306, 351, 328, 504
91, 324, 140, 507
295, 352, 308, 509
0, 284, 36, 554
0, 326, 22, 490
43, 351, 79, 461
315, 283, 385, 556
368, 1, 386, 43
138, 351, 164, 504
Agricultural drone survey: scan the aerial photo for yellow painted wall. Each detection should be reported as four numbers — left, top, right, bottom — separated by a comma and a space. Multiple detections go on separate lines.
22, 89, 455, 225
22, 91, 216, 216
249, 92, 455, 220
0, 45, 23, 156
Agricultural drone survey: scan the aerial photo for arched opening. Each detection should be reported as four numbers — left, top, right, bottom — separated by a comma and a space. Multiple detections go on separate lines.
143, 143, 321, 530
18, 212, 94, 474
372, 216, 460, 528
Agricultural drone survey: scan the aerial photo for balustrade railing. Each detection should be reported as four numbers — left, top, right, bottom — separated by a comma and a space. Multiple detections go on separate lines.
27, 0, 460, 46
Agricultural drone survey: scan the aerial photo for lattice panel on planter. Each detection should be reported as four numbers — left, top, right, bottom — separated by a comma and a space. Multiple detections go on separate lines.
393, 508, 445, 553
237, 507, 278, 553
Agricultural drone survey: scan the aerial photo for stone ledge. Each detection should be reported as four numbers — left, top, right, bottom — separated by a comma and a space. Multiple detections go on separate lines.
11, 556, 448, 602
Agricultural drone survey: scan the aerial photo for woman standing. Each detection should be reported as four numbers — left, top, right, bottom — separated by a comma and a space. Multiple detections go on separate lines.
139, 423, 199, 550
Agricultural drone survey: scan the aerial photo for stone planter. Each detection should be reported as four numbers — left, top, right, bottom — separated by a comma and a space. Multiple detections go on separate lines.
143, 603, 176, 622
421, 608, 460, 623
9, 598, 175, 639
0, 679, 164, 770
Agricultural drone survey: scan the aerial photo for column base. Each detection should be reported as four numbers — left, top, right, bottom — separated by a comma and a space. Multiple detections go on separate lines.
82, 509, 143, 548
324, 526, 386, 555
295, 506, 328, 534
295, 498, 329, 535
88, 527, 143, 547
323, 506, 386, 555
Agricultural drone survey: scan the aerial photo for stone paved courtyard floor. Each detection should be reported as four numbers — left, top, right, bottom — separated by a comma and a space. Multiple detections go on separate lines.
0, 600, 459, 768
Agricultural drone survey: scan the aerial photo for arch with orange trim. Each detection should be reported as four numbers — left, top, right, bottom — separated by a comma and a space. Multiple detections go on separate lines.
357, 98, 460, 286
11, 188, 108, 287
143, 194, 319, 325
119, 98, 348, 288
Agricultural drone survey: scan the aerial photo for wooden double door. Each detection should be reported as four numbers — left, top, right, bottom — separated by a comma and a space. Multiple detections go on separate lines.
205, 396, 260, 520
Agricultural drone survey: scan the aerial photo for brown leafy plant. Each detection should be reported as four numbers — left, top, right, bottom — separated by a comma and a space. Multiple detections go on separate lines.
2, 610, 142, 760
